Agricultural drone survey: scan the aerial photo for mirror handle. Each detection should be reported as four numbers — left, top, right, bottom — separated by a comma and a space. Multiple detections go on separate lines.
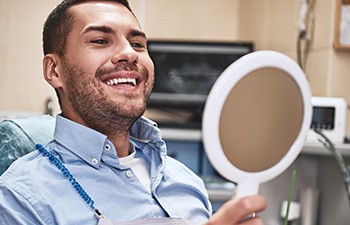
235, 179, 260, 198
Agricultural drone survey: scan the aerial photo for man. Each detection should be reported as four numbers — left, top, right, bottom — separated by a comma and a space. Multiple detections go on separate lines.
0, 0, 266, 224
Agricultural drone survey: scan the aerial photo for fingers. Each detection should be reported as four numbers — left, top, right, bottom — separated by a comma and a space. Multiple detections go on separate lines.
204, 195, 267, 225
232, 195, 267, 222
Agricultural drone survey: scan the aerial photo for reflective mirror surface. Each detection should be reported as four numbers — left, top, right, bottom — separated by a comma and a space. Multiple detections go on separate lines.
219, 67, 303, 172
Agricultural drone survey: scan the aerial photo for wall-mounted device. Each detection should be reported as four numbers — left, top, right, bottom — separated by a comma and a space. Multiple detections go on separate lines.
307, 97, 347, 143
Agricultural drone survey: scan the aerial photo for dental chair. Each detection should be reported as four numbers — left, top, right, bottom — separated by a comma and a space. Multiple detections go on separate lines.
0, 115, 55, 175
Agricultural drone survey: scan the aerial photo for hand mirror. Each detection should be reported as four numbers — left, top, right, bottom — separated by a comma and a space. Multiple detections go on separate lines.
202, 50, 312, 198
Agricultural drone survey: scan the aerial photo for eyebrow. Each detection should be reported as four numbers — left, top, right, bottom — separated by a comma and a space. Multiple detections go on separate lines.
83, 25, 115, 35
82, 25, 147, 39
129, 29, 147, 39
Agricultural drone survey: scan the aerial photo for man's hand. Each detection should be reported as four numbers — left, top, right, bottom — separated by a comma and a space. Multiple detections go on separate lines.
204, 195, 267, 225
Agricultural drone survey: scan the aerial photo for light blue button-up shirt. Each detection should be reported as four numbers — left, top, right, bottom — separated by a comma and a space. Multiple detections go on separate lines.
0, 115, 212, 225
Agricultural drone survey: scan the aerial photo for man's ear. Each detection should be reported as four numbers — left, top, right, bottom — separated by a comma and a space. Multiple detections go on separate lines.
43, 54, 63, 89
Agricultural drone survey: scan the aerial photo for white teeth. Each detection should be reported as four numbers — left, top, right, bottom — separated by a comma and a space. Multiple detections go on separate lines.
131, 79, 136, 86
106, 78, 136, 86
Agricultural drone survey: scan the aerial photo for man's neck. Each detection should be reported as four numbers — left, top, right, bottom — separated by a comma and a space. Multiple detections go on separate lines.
108, 133, 132, 158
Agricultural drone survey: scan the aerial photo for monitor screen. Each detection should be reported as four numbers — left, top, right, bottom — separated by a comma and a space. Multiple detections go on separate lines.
145, 40, 254, 128
311, 106, 335, 130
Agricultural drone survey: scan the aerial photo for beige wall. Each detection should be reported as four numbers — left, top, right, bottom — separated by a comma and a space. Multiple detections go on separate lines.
135, 0, 240, 41
1, 0, 350, 130
0, 0, 61, 115
239, 0, 304, 55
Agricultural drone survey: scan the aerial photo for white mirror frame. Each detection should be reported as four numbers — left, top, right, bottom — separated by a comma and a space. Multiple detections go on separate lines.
202, 50, 312, 198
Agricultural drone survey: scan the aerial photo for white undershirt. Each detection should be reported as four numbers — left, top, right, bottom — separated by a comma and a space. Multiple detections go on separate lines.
119, 151, 151, 193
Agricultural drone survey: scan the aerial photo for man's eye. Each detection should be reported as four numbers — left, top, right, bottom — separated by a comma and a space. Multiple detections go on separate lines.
131, 42, 145, 49
91, 39, 108, 45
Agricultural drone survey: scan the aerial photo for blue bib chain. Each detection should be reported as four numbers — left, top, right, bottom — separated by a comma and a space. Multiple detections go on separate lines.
35, 144, 104, 219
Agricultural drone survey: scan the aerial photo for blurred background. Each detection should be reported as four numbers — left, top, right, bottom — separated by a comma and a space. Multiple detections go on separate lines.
1, 0, 350, 224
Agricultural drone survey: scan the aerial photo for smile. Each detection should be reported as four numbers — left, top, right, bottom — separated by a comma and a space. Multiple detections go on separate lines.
106, 78, 137, 86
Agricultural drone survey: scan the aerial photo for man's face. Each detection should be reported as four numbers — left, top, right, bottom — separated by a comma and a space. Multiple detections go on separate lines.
57, 2, 154, 133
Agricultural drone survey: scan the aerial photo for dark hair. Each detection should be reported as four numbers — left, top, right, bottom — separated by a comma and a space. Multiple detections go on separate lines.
43, 0, 133, 56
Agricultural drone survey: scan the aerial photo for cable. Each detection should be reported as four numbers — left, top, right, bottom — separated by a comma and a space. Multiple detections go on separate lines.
297, 0, 316, 70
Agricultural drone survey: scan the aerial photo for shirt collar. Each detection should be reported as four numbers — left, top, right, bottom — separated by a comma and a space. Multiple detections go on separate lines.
53, 115, 108, 168
129, 116, 162, 143
53, 115, 162, 168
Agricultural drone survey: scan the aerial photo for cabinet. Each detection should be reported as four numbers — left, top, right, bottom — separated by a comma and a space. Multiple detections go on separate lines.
162, 128, 350, 222
334, 0, 350, 50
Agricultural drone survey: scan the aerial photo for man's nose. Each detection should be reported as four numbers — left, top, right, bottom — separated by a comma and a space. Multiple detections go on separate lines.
111, 42, 138, 64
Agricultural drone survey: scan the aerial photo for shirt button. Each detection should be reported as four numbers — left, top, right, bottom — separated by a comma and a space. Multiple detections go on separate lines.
104, 144, 111, 152
126, 170, 133, 178
91, 158, 99, 165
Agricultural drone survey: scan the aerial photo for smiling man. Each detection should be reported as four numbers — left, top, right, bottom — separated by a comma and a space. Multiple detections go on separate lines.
0, 1, 266, 224
43, 1, 154, 158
